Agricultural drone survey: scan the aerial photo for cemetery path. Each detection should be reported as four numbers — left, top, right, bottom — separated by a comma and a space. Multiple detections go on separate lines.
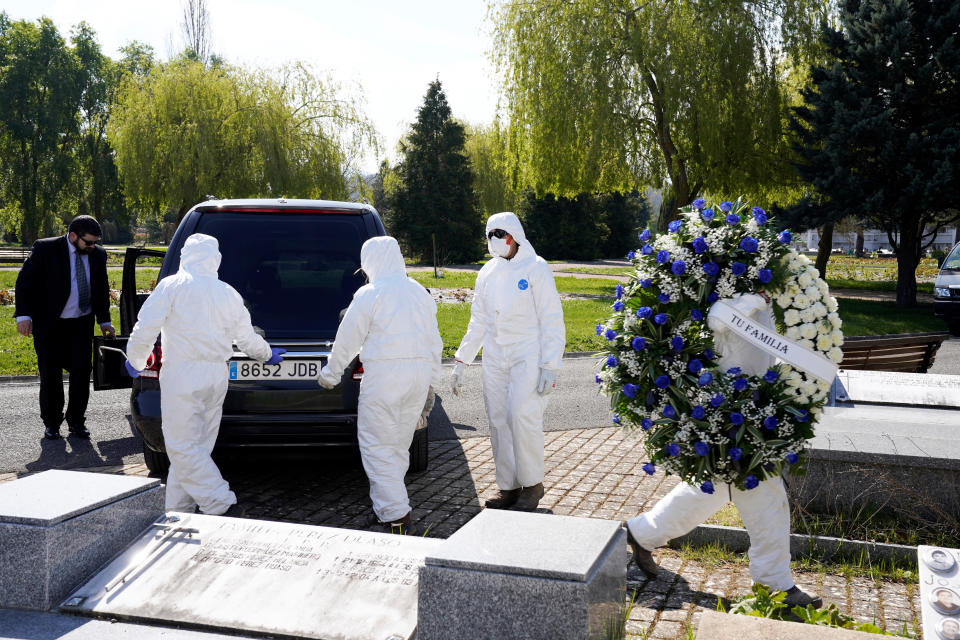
1, 426, 923, 639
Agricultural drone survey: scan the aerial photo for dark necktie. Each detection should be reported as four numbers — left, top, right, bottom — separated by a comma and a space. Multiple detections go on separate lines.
76, 252, 91, 315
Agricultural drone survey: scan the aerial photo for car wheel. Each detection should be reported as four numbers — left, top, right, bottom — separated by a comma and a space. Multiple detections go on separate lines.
408, 427, 429, 473
143, 441, 170, 479
950, 322, 960, 337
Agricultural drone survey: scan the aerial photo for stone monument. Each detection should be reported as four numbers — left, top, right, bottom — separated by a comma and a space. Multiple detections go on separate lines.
919, 545, 960, 640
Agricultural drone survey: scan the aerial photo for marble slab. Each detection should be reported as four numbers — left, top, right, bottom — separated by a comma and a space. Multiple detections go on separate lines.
918, 545, 960, 640
695, 610, 884, 639
418, 510, 627, 640
62, 513, 443, 640
0, 471, 163, 611
832, 370, 960, 408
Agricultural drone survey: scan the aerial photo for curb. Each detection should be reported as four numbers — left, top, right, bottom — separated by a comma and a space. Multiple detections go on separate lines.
669, 523, 918, 567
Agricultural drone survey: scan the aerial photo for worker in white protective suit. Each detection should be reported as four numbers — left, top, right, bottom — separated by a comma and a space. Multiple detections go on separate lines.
450, 212, 565, 512
125, 234, 284, 516
625, 292, 822, 609
317, 236, 442, 534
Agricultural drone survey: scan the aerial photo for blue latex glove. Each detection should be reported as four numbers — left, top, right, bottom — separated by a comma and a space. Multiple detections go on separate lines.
265, 347, 286, 366
125, 361, 141, 378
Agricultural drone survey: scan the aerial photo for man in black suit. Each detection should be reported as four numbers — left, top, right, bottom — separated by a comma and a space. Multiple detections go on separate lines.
14, 215, 115, 439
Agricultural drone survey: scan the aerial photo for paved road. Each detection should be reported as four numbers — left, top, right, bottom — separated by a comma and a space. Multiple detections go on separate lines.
0, 355, 612, 474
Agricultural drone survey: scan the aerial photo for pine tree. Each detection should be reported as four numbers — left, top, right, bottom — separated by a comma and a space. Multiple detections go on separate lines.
391, 81, 483, 264
791, 0, 960, 306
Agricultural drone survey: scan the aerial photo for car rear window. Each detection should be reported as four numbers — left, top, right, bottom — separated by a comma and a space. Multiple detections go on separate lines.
192, 212, 368, 337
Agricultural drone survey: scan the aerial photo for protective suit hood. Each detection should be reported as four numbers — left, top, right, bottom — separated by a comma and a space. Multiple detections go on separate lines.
180, 233, 222, 278
360, 236, 406, 282
486, 212, 535, 259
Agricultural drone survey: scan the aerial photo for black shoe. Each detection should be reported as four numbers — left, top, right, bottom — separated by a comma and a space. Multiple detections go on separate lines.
485, 488, 521, 510
67, 424, 90, 439
377, 512, 413, 535
784, 586, 823, 609
221, 503, 248, 518
44, 427, 62, 440
512, 483, 544, 511
625, 525, 659, 578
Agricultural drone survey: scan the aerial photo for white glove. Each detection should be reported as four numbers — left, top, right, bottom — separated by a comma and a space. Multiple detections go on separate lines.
537, 368, 557, 396
450, 361, 466, 396
317, 365, 340, 390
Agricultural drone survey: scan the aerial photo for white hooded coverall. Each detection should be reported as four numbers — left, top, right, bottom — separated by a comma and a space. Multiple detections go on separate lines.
627, 293, 794, 591
317, 236, 442, 523
454, 212, 565, 491
126, 234, 272, 515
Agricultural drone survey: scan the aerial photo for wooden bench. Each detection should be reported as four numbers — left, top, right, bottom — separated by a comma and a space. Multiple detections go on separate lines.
0, 249, 28, 264
839, 331, 950, 373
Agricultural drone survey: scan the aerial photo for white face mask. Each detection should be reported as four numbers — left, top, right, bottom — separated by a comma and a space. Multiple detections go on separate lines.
488, 236, 510, 257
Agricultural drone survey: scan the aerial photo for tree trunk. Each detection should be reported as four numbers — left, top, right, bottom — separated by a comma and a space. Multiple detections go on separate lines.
855, 230, 864, 257
895, 223, 920, 307
815, 223, 834, 278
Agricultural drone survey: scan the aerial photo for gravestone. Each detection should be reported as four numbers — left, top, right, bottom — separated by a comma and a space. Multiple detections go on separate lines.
417, 509, 627, 640
62, 513, 442, 640
695, 610, 885, 639
831, 369, 960, 408
918, 545, 960, 640
0, 470, 162, 610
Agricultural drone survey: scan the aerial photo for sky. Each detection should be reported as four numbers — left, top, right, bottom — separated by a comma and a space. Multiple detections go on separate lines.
2, 0, 501, 173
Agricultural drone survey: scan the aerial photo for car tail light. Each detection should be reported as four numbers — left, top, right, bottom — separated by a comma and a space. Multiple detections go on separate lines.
351, 361, 364, 381
140, 344, 162, 378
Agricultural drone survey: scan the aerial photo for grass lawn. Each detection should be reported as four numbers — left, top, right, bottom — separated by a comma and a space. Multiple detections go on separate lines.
0, 307, 121, 376
557, 267, 631, 277
836, 298, 943, 335
0, 268, 160, 292
411, 271, 621, 297
827, 277, 934, 295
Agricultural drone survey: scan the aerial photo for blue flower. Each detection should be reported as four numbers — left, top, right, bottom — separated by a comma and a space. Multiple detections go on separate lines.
786, 451, 799, 465
637, 306, 652, 319
752, 207, 767, 225
641, 418, 653, 430
778, 230, 792, 244
627, 250, 637, 260
700, 481, 715, 494
642, 462, 656, 475
733, 377, 748, 392
692, 405, 706, 420
656, 250, 671, 264
671, 336, 684, 351
663, 404, 676, 418
658, 292, 671, 303
616, 283, 624, 299
688, 358, 703, 374
726, 214, 740, 225
640, 278, 653, 289
613, 300, 625, 312
595, 323, 603, 336
730, 412, 744, 425
740, 236, 759, 252
763, 416, 778, 430
764, 370, 779, 383
606, 355, 618, 368
655, 375, 671, 389
692, 236, 709, 254
612, 414, 621, 425
707, 292, 719, 303
622, 383, 639, 398
667, 443, 681, 457
731, 262, 747, 276
668, 220, 683, 233
654, 313, 668, 325
605, 329, 617, 341
632, 336, 647, 351
727, 367, 742, 375
704, 348, 715, 360
710, 393, 725, 407
642, 244, 654, 255
758, 268, 773, 284
595, 374, 602, 384
694, 441, 710, 456
719, 201, 734, 212
729, 447, 743, 461
692, 198, 706, 209
691, 309, 704, 322
701, 207, 716, 222
698, 372, 713, 386
671, 260, 686, 275
639, 229, 652, 242
796, 409, 809, 423
702, 262, 719, 277
744, 475, 759, 490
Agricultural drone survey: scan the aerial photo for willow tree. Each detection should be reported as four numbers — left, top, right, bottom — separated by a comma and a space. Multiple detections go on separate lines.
491, 0, 831, 229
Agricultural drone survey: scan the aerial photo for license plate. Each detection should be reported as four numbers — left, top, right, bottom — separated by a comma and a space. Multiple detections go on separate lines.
229, 359, 324, 381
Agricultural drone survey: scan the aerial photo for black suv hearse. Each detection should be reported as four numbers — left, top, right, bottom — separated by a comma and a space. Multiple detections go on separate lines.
93, 198, 430, 476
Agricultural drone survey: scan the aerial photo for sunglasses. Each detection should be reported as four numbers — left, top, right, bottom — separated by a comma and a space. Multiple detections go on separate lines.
487, 229, 508, 240
77, 236, 101, 247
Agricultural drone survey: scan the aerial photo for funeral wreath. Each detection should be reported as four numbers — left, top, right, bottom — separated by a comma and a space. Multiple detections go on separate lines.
596, 199, 844, 492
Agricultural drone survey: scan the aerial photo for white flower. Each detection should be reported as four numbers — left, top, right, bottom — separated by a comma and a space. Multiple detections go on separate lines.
786, 326, 801, 340
799, 339, 815, 350
816, 334, 833, 351
828, 312, 841, 328
800, 307, 817, 324
831, 330, 844, 346
812, 302, 828, 317
828, 347, 844, 363
775, 294, 792, 309
784, 309, 801, 326
826, 297, 838, 313
797, 272, 813, 288
801, 323, 817, 340
805, 285, 820, 300
793, 294, 810, 310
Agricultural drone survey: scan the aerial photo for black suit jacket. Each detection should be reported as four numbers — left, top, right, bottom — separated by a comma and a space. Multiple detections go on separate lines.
13, 236, 110, 329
